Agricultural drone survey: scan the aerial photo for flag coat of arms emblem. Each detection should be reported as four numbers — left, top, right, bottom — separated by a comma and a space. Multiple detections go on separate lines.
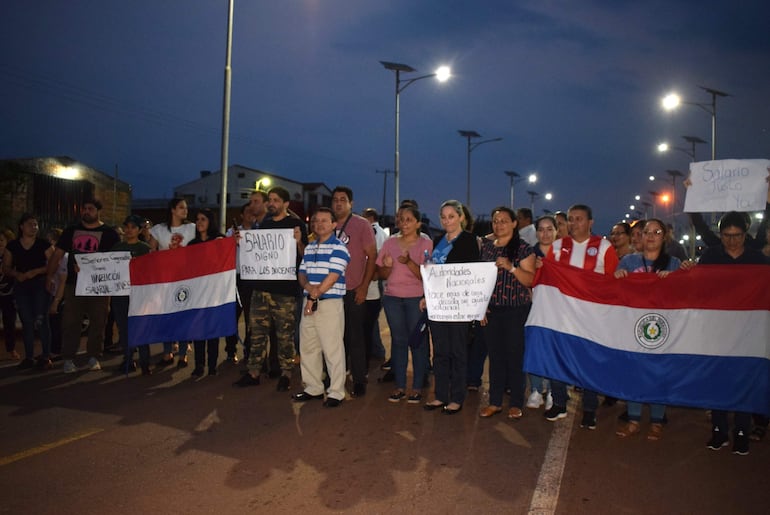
128, 238, 236, 347
524, 260, 770, 415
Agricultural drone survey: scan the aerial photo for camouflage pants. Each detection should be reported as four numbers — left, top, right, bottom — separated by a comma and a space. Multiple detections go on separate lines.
247, 291, 297, 373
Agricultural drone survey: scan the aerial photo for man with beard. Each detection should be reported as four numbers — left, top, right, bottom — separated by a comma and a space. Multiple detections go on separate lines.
47, 198, 121, 373
234, 187, 308, 391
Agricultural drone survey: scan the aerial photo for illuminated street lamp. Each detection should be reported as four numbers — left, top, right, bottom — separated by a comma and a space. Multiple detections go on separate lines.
661, 86, 729, 160
381, 60, 451, 214
657, 135, 708, 162
503, 171, 537, 209
458, 130, 502, 208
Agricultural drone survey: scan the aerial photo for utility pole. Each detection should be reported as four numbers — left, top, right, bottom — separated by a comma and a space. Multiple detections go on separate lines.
375, 169, 394, 216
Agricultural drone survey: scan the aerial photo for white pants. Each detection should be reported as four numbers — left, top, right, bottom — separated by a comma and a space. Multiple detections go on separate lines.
299, 298, 346, 401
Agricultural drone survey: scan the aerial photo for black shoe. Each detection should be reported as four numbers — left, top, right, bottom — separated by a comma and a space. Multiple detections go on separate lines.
118, 360, 137, 374
602, 396, 617, 407
156, 357, 174, 368
191, 367, 205, 377
277, 375, 290, 392
378, 370, 395, 383
292, 391, 324, 402
351, 383, 367, 397
380, 359, 392, 371
233, 373, 260, 387
17, 358, 36, 370
707, 428, 729, 450
443, 404, 463, 415
324, 397, 343, 408
208, 368, 218, 376
580, 411, 597, 430
423, 402, 446, 411
177, 358, 188, 369
733, 431, 749, 455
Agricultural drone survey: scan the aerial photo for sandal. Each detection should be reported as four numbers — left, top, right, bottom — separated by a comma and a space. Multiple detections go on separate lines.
479, 405, 503, 418
647, 423, 663, 441
616, 420, 641, 438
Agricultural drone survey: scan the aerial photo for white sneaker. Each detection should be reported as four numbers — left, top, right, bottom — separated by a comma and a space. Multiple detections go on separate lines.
545, 392, 554, 411
527, 390, 544, 409
63, 360, 78, 374
87, 357, 101, 371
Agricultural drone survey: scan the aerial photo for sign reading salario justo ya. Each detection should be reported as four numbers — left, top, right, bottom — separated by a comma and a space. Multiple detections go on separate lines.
421, 262, 497, 322
238, 229, 297, 280
75, 251, 132, 296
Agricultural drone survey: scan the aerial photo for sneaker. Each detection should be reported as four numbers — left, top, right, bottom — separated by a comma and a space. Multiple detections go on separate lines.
526, 390, 544, 409
388, 391, 406, 403
87, 357, 101, 371
380, 359, 392, 371
707, 428, 729, 450
544, 405, 567, 421
733, 431, 749, 456
63, 360, 78, 374
544, 392, 554, 411
580, 411, 597, 430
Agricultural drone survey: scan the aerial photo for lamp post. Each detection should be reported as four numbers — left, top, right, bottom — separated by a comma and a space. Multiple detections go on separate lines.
381, 61, 450, 215
375, 169, 394, 216
657, 135, 708, 162
527, 190, 539, 213
661, 86, 729, 160
217, 0, 235, 233
503, 171, 537, 209
459, 130, 503, 208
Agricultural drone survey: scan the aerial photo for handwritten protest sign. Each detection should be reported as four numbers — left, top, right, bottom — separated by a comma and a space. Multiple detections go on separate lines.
684, 159, 769, 212
75, 251, 131, 296
238, 229, 297, 280
421, 262, 497, 322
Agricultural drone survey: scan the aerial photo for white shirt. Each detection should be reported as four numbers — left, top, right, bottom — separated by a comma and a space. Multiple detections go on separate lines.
150, 222, 196, 250
519, 223, 537, 246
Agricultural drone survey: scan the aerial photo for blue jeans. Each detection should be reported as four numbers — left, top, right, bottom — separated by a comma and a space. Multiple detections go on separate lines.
529, 374, 548, 394
627, 401, 666, 423
382, 296, 428, 391
14, 285, 51, 359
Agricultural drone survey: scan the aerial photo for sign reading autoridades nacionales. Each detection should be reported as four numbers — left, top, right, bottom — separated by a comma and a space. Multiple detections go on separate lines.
421, 262, 497, 322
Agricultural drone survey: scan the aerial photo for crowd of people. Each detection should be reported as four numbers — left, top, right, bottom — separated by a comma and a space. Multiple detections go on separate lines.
2, 181, 769, 455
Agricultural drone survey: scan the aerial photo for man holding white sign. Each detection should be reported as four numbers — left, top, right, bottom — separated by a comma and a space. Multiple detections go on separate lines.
684, 159, 769, 213
235, 186, 308, 391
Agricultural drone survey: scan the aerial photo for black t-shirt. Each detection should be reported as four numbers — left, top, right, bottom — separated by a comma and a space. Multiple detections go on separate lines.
252, 215, 309, 296
57, 223, 121, 284
7, 238, 50, 292
699, 245, 770, 265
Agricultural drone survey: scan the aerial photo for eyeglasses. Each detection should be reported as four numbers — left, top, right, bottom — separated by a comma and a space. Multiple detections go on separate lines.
721, 232, 745, 240
642, 229, 663, 236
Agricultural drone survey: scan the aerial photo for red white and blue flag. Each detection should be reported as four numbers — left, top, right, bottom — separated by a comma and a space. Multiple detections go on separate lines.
128, 238, 236, 347
524, 260, 770, 415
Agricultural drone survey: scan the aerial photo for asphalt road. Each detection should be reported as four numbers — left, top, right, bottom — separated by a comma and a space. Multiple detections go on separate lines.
1, 320, 768, 515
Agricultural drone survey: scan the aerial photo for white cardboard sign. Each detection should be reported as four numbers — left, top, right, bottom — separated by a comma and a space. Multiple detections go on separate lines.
421, 262, 497, 322
238, 229, 297, 280
75, 251, 132, 296
684, 159, 769, 213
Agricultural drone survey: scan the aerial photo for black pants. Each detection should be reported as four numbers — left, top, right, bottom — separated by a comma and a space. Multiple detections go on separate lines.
343, 290, 367, 385
194, 338, 219, 370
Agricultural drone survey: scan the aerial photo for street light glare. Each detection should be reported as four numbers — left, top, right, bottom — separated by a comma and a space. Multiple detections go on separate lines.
435, 66, 451, 82
661, 193, 670, 203
634, 195, 641, 201
528, 173, 537, 183
657, 142, 669, 152
649, 175, 655, 181
544, 192, 553, 200
662, 93, 681, 110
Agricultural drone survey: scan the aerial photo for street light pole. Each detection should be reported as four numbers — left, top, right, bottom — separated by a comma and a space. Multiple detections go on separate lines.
381, 61, 450, 215
666, 169, 684, 232
217, 0, 234, 234
657, 135, 708, 162
504, 171, 519, 209
662, 86, 729, 160
375, 169, 393, 216
527, 190, 539, 213
459, 130, 502, 208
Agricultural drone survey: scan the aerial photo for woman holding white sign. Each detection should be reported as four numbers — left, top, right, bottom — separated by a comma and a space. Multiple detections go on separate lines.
478, 207, 535, 419
376, 204, 433, 404
423, 200, 480, 415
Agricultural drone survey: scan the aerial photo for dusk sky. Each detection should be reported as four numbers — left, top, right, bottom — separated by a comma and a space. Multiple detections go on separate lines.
3, 1, 769, 233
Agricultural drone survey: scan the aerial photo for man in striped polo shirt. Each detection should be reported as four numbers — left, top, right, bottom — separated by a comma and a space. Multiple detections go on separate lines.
293, 207, 351, 407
